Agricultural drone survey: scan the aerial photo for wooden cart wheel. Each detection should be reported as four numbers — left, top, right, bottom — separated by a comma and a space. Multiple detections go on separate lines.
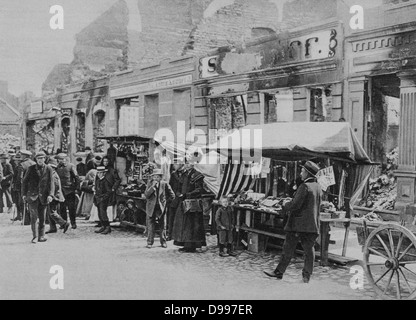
363, 224, 416, 300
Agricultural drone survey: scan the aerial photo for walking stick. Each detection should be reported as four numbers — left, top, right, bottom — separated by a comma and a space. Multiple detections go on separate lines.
22, 203, 26, 226
11, 204, 16, 224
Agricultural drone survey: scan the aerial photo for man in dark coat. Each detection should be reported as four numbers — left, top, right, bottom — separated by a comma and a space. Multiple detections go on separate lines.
0, 154, 14, 214
76, 157, 87, 177
264, 161, 322, 283
85, 147, 94, 164
22, 152, 55, 244
167, 164, 184, 240
11, 154, 23, 221
94, 159, 121, 235
45, 158, 70, 234
172, 163, 207, 253
56, 153, 81, 229
18, 150, 36, 225
144, 169, 175, 249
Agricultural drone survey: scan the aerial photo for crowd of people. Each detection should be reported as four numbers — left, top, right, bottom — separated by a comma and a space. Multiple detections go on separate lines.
0, 145, 323, 282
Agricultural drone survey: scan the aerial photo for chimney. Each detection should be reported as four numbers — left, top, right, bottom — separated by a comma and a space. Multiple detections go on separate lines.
0, 81, 8, 100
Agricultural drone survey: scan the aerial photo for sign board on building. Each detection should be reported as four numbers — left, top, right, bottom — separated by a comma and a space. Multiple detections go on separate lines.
199, 56, 220, 79
110, 74, 193, 98
30, 101, 43, 114
199, 28, 339, 79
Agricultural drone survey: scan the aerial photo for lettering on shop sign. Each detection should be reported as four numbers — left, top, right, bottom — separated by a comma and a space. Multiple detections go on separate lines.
49, 5, 64, 30
110, 75, 193, 98
350, 5, 364, 30
199, 30, 338, 79
199, 56, 219, 78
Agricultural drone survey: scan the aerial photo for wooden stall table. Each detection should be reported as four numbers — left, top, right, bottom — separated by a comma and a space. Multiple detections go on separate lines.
319, 217, 352, 266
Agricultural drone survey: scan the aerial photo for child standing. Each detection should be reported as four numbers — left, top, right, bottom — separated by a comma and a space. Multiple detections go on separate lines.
215, 196, 237, 257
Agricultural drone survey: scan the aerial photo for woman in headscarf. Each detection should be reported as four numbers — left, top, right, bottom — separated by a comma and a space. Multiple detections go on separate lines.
172, 162, 206, 253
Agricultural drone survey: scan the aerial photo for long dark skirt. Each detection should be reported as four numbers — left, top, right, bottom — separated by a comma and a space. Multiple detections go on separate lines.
172, 200, 206, 248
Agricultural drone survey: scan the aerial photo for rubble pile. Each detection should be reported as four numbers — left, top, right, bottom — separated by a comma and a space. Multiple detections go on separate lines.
0, 134, 20, 152
359, 148, 398, 211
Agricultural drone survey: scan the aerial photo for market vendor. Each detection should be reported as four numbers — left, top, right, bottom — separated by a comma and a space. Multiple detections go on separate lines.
264, 160, 322, 284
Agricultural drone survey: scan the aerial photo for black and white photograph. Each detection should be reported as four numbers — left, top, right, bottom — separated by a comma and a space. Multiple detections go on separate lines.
1, 0, 416, 304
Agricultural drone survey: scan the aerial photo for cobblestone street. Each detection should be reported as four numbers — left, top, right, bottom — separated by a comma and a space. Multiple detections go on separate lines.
0, 213, 378, 300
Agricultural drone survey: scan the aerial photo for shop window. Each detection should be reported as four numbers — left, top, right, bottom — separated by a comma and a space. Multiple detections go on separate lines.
144, 94, 159, 138
61, 117, 70, 154
117, 97, 140, 136
210, 95, 247, 133
76, 112, 86, 152
93, 110, 106, 153
264, 90, 294, 124
310, 86, 333, 122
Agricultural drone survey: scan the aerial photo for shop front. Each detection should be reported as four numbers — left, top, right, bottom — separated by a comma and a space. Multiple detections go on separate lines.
345, 22, 416, 221
109, 56, 196, 144
194, 20, 344, 147
107, 56, 197, 229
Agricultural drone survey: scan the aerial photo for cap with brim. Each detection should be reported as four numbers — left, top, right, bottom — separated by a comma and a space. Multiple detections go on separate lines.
76, 157, 83, 162
14, 154, 22, 160
97, 166, 107, 172
0, 154, 9, 159
20, 150, 32, 157
301, 161, 320, 176
56, 153, 68, 159
151, 169, 163, 176
95, 156, 102, 161
48, 159, 58, 168
35, 152, 46, 159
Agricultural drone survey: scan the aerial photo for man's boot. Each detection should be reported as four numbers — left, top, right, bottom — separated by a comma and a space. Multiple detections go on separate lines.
95, 226, 106, 234
102, 226, 111, 235
219, 244, 228, 257
227, 244, 238, 257
45, 229, 58, 234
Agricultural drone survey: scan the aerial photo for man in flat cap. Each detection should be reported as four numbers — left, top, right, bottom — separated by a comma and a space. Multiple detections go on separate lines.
11, 154, 23, 221
17, 151, 35, 224
264, 161, 322, 284
45, 158, 70, 234
56, 153, 81, 230
22, 152, 55, 243
0, 154, 14, 214
76, 157, 87, 178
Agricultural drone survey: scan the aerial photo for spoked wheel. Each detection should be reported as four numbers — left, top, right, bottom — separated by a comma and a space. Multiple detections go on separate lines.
363, 224, 416, 300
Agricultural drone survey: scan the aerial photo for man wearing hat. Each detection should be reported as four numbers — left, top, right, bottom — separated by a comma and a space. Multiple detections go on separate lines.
17, 150, 35, 224
11, 153, 23, 221
94, 165, 121, 235
45, 158, 70, 234
85, 146, 94, 164
22, 152, 55, 244
76, 157, 87, 177
0, 153, 14, 214
56, 153, 81, 230
264, 160, 322, 283
144, 169, 175, 249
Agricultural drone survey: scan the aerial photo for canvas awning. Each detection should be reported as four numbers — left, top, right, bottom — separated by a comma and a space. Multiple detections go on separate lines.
207, 122, 373, 164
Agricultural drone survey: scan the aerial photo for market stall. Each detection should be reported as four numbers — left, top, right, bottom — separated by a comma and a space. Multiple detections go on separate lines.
207, 122, 376, 265
97, 135, 155, 230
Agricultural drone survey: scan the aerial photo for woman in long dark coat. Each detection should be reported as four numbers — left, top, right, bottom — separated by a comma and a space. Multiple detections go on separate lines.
172, 164, 206, 252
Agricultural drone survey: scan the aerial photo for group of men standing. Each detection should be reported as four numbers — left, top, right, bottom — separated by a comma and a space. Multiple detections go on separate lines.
0, 149, 35, 222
